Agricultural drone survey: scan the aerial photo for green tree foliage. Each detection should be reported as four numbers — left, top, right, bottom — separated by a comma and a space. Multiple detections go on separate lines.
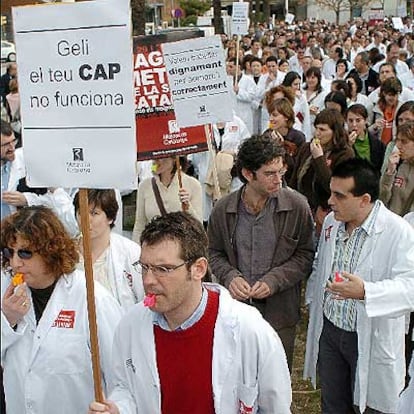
131, 0, 146, 35
179, 0, 211, 24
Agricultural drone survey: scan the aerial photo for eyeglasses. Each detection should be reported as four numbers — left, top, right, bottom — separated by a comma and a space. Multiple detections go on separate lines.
257, 169, 287, 179
2, 247, 35, 260
1, 137, 18, 148
133, 260, 189, 277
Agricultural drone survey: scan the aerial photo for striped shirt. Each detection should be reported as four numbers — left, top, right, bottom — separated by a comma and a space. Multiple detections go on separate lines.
323, 201, 380, 331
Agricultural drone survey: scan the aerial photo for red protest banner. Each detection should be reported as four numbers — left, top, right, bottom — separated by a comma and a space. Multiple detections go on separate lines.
133, 35, 208, 160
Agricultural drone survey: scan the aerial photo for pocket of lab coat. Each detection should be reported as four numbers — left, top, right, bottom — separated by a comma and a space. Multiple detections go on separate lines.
371, 327, 397, 363
47, 333, 89, 374
237, 383, 258, 414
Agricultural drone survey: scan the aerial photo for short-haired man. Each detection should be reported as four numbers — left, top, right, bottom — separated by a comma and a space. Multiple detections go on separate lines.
226, 57, 257, 135
373, 42, 410, 77
347, 51, 379, 96
88, 212, 292, 414
365, 31, 387, 56
322, 44, 346, 80
0, 63, 17, 108
208, 134, 315, 371
304, 158, 414, 414
1, 121, 24, 219
367, 62, 414, 111
0, 121, 78, 235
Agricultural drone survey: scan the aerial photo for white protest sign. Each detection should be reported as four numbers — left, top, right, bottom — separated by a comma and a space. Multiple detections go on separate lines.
161, 35, 233, 128
285, 13, 295, 25
13, 0, 136, 188
392, 17, 404, 30
231, 2, 249, 36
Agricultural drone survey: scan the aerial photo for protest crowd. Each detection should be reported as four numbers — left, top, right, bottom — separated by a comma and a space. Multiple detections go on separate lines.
1, 13, 414, 414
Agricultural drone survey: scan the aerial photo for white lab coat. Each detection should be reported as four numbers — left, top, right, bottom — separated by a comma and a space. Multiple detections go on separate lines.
1, 269, 122, 414
304, 202, 414, 413
104, 232, 144, 309
108, 284, 292, 414
233, 74, 257, 135
4, 147, 25, 214
398, 350, 414, 414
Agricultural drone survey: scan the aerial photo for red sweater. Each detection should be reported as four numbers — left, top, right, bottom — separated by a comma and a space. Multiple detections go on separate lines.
154, 290, 219, 414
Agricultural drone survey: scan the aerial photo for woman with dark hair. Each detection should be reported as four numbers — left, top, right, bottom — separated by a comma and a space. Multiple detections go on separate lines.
346, 71, 369, 107
261, 84, 296, 133
380, 121, 414, 216
304, 67, 329, 130
334, 58, 349, 80
370, 77, 403, 145
73, 189, 144, 309
267, 97, 306, 181
381, 100, 414, 174
331, 79, 349, 97
132, 156, 202, 242
324, 91, 348, 118
278, 58, 290, 73
1, 206, 121, 414
290, 109, 354, 234
282, 71, 312, 139
346, 104, 385, 172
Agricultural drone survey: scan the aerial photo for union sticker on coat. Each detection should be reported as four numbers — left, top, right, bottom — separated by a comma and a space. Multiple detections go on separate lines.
239, 401, 253, 413
52, 310, 76, 328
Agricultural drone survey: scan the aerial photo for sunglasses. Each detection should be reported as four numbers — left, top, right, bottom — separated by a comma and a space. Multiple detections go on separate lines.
2, 247, 35, 260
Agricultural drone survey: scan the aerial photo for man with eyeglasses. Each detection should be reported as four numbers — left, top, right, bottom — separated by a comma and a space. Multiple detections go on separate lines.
1, 121, 24, 220
208, 134, 315, 372
0, 121, 79, 236
88, 211, 292, 414
304, 158, 414, 414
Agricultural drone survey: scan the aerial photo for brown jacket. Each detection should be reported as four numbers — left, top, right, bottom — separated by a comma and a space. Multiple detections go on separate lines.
208, 186, 315, 329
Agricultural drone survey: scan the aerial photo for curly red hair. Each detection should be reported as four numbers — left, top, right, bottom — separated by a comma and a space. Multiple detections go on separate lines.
1, 206, 79, 276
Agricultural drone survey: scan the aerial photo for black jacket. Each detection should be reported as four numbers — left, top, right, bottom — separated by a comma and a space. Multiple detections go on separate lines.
346, 68, 379, 96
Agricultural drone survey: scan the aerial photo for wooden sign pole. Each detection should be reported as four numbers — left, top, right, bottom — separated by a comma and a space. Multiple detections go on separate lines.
205, 124, 221, 201
175, 156, 188, 211
78, 188, 104, 403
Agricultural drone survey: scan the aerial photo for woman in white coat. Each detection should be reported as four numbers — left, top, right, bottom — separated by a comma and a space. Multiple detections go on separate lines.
74, 189, 144, 310
1, 206, 122, 414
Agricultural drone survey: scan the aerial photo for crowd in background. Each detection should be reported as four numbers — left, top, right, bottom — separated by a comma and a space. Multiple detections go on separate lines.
1, 15, 414, 414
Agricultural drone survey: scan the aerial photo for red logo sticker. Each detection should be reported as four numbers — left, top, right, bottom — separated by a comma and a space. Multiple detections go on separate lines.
239, 401, 253, 413
325, 225, 333, 241
52, 310, 75, 328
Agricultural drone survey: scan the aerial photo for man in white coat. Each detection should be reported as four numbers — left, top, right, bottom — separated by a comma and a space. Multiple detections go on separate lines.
1, 121, 25, 220
0, 121, 81, 237
304, 158, 414, 414
89, 212, 292, 414
226, 57, 257, 135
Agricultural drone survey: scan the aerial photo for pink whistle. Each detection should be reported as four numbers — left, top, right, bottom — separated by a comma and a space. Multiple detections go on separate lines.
144, 293, 156, 307
334, 271, 344, 283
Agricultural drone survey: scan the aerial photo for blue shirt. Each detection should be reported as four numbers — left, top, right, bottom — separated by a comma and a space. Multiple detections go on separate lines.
152, 286, 208, 331
1, 162, 11, 220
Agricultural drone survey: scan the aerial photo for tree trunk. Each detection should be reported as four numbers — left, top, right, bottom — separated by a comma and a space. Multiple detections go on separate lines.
336, 9, 340, 25
263, 0, 270, 24
254, 0, 261, 24
213, 0, 224, 34
131, 0, 146, 36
